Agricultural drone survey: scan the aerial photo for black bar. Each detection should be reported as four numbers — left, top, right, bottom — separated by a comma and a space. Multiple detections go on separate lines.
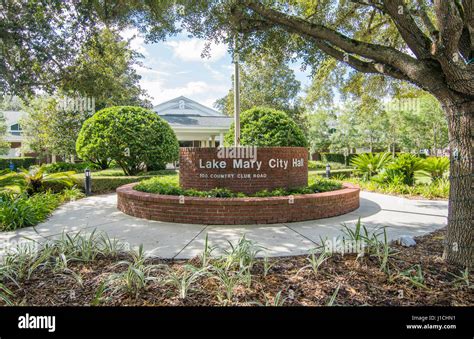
0, 306, 471, 338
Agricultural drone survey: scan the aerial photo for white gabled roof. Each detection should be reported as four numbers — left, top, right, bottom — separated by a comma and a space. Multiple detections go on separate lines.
152, 96, 224, 117
1, 110, 27, 126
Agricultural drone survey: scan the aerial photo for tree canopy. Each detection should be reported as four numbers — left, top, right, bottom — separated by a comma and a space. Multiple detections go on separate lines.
0, 1, 472, 265
214, 55, 304, 126
76, 106, 179, 175
60, 28, 151, 111
224, 107, 308, 147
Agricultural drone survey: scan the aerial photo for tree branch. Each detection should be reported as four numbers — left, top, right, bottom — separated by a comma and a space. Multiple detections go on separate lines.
460, 0, 474, 61
382, 0, 432, 59
244, 1, 430, 85
434, 0, 464, 57
312, 38, 411, 82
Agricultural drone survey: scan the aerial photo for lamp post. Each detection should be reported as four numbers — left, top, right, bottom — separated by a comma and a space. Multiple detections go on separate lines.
84, 168, 92, 196
326, 163, 331, 178
233, 37, 240, 147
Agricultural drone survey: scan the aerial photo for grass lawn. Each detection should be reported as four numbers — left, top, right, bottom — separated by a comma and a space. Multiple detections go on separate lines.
72, 168, 178, 194
71, 167, 445, 200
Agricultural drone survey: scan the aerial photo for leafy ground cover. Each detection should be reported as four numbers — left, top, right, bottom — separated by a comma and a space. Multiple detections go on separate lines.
348, 153, 449, 199
0, 167, 85, 231
72, 169, 177, 194
0, 188, 84, 231
1, 226, 471, 306
134, 174, 342, 198
342, 177, 449, 200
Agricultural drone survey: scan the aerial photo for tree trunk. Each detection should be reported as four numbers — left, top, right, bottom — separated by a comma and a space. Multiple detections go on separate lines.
439, 95, 473, 267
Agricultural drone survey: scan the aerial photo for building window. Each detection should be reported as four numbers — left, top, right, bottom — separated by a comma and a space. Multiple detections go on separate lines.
179, 141, 193, 147
9, 123, 22, 136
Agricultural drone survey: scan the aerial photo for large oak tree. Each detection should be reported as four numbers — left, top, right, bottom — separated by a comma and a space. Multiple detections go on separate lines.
1, 0, 472, 266
130, 0, 473, 267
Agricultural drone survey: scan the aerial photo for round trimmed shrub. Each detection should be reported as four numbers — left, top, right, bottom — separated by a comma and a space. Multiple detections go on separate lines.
76, 106, 179, 175
224, 107, 308, 147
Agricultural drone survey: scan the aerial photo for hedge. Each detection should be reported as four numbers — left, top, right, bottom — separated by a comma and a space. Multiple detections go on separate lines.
313, 168, 354, 178
72, 175, 156, 194
320, 152, 426, 164
0, 157, 36, 170
320, 153, 358, 164
43, 161, 101, 173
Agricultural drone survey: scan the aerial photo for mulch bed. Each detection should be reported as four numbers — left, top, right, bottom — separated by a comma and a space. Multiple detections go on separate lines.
2, 227, 472, 306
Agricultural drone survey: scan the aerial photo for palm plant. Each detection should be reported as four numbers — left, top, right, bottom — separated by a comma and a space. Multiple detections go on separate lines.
386, 153, 428, 186
18, 165, 76, 194
0, 170, 27, 193
423, 157, 450, 181
350, 152, 392, 180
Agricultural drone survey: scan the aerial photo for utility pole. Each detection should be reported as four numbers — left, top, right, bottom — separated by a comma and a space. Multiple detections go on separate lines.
233, 37, 240, 147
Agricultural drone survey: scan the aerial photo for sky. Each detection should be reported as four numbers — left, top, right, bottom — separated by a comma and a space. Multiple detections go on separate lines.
122, 29, 312, 110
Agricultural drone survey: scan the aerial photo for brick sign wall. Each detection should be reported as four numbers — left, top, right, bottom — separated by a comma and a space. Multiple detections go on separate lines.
179, 147, 308, 194
117, 183, 360, 225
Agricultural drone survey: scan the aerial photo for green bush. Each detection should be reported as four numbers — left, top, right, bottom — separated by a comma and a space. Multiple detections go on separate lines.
308, 160, 350, 170
320, 153, 358, 164
0, 192, 61, 231
383, 153, 427, 186
344, 177, 449, 199
72, 169, 178, 194
0, 187, 84, 231
135, 175, 342, 197
76, 106, 179, 175
224, 107, 308, 147
423, 157, 449, 181
0, 170, 27, 193
350, 152, 392, 180
75, 175, 154, 194
43, 161, 101, 174
20, 166, 76, 195
0, 157, 36, 170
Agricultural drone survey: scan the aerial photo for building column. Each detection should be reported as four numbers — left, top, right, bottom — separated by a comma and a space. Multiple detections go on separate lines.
219, 133, 224, 146
211, 136, 216, 147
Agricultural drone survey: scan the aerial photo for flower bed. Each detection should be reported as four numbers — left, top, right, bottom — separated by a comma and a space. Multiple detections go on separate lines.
117, 183, 360, 225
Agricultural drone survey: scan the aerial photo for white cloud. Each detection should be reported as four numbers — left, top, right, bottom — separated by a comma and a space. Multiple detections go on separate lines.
120, 28, 149, 57
134, 65, 170, 79
165, 39, 228, 62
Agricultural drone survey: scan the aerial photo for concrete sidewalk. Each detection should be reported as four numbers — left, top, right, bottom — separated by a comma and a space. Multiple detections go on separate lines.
0, 191, 448, 259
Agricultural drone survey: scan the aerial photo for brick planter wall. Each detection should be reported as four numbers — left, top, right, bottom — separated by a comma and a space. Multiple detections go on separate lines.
179, 147, 308, 194
117, 183, 360, 225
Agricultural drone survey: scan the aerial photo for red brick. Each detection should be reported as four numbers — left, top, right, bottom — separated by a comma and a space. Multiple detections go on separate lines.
116, 183, 360, 225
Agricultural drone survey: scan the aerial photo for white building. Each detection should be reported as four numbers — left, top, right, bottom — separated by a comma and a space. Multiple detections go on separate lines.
1, 110, 26, 158
1, 96, 232, 158
153, 96, 232, 147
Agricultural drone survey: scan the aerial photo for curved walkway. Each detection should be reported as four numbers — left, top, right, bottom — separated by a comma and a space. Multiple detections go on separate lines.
0, 191, 448, 259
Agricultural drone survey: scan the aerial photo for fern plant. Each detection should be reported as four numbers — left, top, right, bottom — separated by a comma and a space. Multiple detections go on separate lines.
350, 152, 392, 180
423, 157, 450, 181
0, 170, 27, 193
19, 165, 76, 195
